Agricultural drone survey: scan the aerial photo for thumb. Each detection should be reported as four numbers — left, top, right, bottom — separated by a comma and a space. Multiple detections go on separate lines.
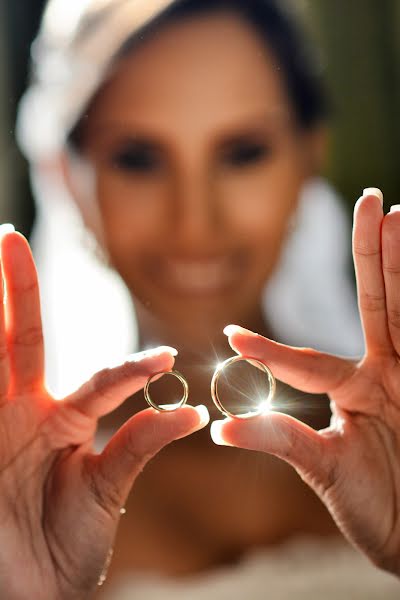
210, 412, 334, 490
87, 404, 209, 516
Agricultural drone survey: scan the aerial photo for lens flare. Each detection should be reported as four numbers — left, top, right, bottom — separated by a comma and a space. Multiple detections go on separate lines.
211, 355, 276, 419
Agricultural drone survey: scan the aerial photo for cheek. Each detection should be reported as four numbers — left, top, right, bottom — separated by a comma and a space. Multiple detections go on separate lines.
94, 170, 167, 256
219, 159, 303, 247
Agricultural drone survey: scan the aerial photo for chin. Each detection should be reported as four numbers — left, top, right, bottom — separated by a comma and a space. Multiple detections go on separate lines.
133, 279, 263, 345
161, 303, 249, 345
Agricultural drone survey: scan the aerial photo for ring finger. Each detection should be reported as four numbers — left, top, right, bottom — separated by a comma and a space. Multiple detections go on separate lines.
382, 206, 400, 355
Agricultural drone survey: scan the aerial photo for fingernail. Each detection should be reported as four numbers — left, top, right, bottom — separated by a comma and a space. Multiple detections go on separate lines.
127, 346, 178, 361
389, 205, 400, 213
210, 420, 232, 446
223, 324, 258, 337
0, 224, 15, 238
363, 188, 383, 204
193, 404, 210, 426
156, 345, 178, 357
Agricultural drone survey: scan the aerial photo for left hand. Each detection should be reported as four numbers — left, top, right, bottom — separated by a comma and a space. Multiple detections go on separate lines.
211, 189, 400, 576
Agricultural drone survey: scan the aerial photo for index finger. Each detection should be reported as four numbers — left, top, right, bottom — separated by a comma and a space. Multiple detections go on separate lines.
223, 326, 353, 394
66, 347, 178, 418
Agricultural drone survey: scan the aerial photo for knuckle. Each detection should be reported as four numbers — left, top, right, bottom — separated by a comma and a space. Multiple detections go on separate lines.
279, 431, 298, 461
48, 403, 95, 446
90, 368, 116, 400
299, 347, 321, 360
0, 344, 8, 362
124, 433, 149, 468
13, 326, 43, 348
388, 309, 400, 330
118, 361, 140, 380
383, 263, 400, 275
89, 362, 142, 403
91, 363, 135, 394
9, 280, 38, 295
354, 244, 381, 258
300, 446, 340, 500
319, 460, 340, 499
359, 293, 386, 313
120, 425, 153, 473
83, 456, 121, 520
323, 454, 339, 488
125, 447, 148, 475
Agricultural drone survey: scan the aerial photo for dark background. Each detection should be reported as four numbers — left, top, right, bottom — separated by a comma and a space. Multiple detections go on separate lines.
0, 0, 399, 237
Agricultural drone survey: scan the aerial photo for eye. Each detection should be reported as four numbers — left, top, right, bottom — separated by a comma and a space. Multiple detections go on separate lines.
111, 141, 163, 173
221, 140, 271, 168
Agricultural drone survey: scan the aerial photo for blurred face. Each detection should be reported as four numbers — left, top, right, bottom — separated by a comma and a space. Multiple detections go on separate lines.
67, 12, 322, 344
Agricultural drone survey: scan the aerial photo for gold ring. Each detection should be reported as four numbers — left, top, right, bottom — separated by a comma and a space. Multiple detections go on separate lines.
211, 355, 276, 419
144, 369, 189, 412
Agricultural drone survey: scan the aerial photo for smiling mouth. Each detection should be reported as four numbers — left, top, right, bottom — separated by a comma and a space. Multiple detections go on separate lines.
160, 257, 241, 295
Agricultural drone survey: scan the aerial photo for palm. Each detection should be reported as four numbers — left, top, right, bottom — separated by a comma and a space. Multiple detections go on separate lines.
219, 192, 400, 576
320, 357, 400, 571
0, 387, 102, 598
0, 230, 206, 599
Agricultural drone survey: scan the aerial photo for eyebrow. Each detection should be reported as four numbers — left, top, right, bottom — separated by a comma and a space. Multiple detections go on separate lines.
85, 107, 295, 149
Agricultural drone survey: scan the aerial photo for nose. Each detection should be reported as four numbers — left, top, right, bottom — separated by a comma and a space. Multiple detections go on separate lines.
168, 166, 223, 249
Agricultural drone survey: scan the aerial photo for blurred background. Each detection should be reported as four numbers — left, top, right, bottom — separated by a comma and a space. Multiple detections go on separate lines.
0, 0, 399, 237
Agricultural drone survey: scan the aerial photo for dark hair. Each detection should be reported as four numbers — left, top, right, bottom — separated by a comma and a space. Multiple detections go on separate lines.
70, 0, 328, 148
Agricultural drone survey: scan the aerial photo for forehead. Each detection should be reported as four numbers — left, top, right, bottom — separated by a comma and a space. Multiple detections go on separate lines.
86, 12, 293, 135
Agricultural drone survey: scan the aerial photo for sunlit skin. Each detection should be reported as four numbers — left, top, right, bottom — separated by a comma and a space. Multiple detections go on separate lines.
0, 9, 397, 600
0, 229, 208, 598
0, 194, 399, 598
217, 194, 400, 576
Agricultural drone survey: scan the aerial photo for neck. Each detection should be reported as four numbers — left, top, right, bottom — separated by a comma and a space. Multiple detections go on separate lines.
135, 299, 270, 359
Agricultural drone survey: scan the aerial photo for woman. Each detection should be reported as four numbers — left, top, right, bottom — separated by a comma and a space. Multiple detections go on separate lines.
3, 0, 399, 597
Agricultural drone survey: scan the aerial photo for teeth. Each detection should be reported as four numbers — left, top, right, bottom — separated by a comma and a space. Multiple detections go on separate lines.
164, 260, 234, 293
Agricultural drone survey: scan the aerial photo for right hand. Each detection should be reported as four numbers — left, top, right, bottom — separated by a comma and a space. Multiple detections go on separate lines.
0, 227, 209, 599
212, 192, 400, 577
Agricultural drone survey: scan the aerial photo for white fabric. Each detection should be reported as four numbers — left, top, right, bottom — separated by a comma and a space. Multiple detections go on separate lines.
16, 0, 176, 161
31, 167, 137, 398
264, 177, 364, 356
102, 537, 400, 599
16, 0, 304, 163
31, 169, 364, 398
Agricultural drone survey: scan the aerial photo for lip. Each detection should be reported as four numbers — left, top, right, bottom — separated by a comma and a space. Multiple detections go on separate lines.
155, 256, 243, 296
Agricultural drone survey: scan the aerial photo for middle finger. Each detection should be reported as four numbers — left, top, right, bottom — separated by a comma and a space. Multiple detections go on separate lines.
352, 190, 392, 356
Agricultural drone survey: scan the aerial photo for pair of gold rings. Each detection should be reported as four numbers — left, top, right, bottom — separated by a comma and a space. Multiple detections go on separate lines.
144, 355, 276, 420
